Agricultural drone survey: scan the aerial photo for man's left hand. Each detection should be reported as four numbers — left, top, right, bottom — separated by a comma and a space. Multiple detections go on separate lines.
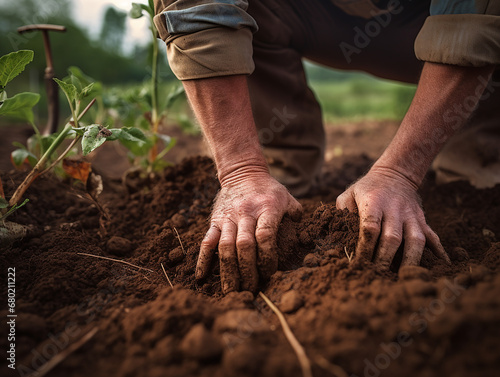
336, 166, 451, 268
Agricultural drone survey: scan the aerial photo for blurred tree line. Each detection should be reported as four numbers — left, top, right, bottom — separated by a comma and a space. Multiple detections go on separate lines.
0, 0, 174, 86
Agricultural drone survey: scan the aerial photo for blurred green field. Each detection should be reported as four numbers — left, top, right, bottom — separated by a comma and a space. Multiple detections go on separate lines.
305, 64, 417, 123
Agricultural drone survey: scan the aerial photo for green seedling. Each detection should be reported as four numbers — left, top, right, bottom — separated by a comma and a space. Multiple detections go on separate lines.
1, 50, 148, 211
128, 0, 184, 171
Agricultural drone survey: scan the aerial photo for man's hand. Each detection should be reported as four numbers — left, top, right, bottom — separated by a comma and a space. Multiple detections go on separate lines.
335, 62, 494, 268
183, 75, 304, 294
196, 172, 302, 294
336, 166, 450, 268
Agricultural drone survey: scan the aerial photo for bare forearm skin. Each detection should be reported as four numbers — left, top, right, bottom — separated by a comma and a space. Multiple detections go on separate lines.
374, 62, 495, 187
182, 75, 269, 186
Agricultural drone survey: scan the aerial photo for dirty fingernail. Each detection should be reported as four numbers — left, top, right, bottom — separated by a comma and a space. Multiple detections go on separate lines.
195, 268, 202, 280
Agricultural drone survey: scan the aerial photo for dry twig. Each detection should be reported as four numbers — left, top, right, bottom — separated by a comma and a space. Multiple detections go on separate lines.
161, 262, 174, 288
344, 246, 352, 262
26, 327, 98, 377
259, 292, 313, 377
173, 227, 186, 255
77, 253, 155, 274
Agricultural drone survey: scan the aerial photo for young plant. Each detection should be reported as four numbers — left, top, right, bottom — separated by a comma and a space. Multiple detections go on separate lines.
1, 50, 149, 209
128, 0, 184, 171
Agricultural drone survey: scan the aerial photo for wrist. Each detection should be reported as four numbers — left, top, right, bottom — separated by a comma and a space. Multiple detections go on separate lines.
218, 158, 270, 188
374, 133, 434, 187
368, 163, 420, 191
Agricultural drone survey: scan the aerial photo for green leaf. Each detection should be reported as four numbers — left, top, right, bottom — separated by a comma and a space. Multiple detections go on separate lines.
0, 92, 40, 123
164, 85, 185, 109
12, 142, 27, 150
69, 73, 83, 94
0, 50, 34, 91
151, 158, 171, 172
11, 148, 37, 168
68, 66, 92, 86
0, 199, 29, 222
0, 197, 8, 209
81, 83, 95, 98
108, 127, 152, 156
156, 134, 176, 160
81, 125, 108, 155
68, 67, 102, 97
130, 3, 144, 18
69, 127, 87, 137
54, 78, 77, 105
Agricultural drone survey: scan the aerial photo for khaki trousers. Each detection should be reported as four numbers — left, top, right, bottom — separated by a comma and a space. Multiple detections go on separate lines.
246, 0, 500, 195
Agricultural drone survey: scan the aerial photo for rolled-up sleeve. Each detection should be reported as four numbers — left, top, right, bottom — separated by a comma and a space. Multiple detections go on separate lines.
414, 0, 500, 66
154, 0, 258, 80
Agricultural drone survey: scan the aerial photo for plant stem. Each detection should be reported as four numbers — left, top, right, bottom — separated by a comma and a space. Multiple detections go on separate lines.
8, 99, 96, 206
38, 136, 80, 177
149, 16, 160, 163
9, 123, 72, 206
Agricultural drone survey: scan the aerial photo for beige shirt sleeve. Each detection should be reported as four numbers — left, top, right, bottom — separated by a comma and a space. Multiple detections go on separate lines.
154, 0, 256, 80
415, 1, 500, 66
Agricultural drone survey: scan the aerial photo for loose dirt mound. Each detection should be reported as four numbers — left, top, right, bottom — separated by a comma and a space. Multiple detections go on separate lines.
1, 156, 500, 377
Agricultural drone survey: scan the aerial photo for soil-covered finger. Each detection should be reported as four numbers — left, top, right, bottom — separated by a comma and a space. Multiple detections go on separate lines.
218, 221, 240, 294
374, 218, 403, 269
355, 212, 382, 262
287, 196, 303, 222
196, 224, 221, 280
400, 221, 426, 267
236, 217, 258, 292
336, 191, 357, 212
425, 225, 451, 264
255, 214, 280, 280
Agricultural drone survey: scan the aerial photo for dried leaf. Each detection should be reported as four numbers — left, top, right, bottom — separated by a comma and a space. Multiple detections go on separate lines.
62, 159, 92, 184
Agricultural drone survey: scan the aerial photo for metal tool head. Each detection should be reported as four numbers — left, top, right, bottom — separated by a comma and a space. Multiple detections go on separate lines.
17, 24, 66, 34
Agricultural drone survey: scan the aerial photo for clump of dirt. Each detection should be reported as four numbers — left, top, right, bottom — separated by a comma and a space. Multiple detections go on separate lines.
1, 155, 500, 377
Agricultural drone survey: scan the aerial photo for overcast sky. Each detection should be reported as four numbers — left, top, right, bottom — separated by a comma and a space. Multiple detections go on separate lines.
72, 0, 150, 52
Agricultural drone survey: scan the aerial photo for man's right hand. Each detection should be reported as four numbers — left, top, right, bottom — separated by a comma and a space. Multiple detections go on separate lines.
182, 75, 301, 293
195, 170, 302, 294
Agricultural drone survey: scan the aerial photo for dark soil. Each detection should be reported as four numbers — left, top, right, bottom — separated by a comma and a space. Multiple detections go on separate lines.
1, 121, 500, 377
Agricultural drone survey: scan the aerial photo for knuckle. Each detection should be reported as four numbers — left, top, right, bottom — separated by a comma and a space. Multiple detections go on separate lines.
218, 239, 234, 254
200, 238, 215, 249
361, 222, 381, 237
236, 235, 255, 251
382, 232, 402, 246
255, 226, 275, 244
408, 232, 426, 246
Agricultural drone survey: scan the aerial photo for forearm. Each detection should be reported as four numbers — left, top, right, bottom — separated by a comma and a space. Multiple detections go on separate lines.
182, 75, 268, 186
374, 62, 495, 187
